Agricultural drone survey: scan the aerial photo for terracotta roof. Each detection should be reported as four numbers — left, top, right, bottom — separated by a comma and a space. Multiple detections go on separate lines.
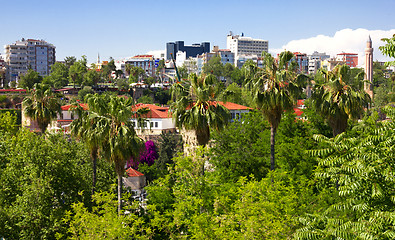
0, 89, 27, 93
61, 103, 89, 111
132, 103, 170, 119
126, 168, 144, 177
216, 101, 252, 110
294, 108, 304, 116
297, 99, 304, 106
57, 119, 73, 122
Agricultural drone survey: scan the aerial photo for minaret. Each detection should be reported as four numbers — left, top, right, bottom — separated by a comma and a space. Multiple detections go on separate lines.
364, 35, 373, 99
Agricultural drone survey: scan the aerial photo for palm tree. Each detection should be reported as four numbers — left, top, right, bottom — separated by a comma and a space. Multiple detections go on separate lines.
23, 83, 61, 133
311, 65, 371, 137
69, 99, 100, 195
86, 94, 143, 213
247, 51, 303, 171
171, 73, 230, 147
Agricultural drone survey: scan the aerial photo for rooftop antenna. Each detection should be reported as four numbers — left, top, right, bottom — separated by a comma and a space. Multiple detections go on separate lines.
97, 52, 100, 64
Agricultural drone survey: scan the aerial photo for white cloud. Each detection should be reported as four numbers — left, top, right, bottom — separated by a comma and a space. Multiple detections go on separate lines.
270, 28, 395, 67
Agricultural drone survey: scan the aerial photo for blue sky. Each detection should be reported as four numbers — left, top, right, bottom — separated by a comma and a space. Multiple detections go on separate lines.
1, 0, 394, 64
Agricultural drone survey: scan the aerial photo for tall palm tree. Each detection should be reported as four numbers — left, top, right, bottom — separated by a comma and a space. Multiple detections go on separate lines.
23, 83, 61, 133
247, 51, 303, 171
86, 94, 143, 213
311, 65, 371, 137
69, 99, 100, 195
171, 73, 230, 147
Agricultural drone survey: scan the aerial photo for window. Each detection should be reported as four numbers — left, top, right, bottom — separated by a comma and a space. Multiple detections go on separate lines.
150, 122, 153, 128
155, 122, 158, 128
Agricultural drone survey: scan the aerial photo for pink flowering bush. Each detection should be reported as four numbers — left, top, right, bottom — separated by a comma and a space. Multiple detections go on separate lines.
127, 140, 158, 169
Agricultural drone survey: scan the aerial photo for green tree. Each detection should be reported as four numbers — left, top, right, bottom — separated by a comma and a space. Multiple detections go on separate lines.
137, 95, 154, 104
294, 106, 395, 240
64, 56, 77, 69
86, 94, 144, 212
78, 86, 94, 101
247, 51, 302, 170
202, 55, 224, 79
69, 56, 88, 88
83, 68, 101, 87
43, 62, 69, 88
129, 66, 145, 83
18, 69, 42, 89
379, 33, 395, 66
0, 111, 18, 134
311, 65, 370, 136
0, 131, 93, 239
116, 78, 129, 91
64, 191, 147, 239
155, 59, 166, 82
70, 99, 102, 195
171, 73, 229, 146
22, 83, 61, 133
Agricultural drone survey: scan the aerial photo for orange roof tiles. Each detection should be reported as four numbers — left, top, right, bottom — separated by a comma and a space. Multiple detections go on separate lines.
132, 103, 170, 119
126, 168, 144, 177
61, 103, 89, 111
216, 101, 252, 110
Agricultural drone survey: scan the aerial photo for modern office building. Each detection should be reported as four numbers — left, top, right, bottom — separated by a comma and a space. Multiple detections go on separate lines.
226, 32, 268, 63
336, 52, 358, 68
166, 41, 210, 60
4, 38, 56, 82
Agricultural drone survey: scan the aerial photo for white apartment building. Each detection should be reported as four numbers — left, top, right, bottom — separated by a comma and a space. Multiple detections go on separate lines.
4, 38, 56, 82
226, 32, 268, 66
308, 51, 330, 74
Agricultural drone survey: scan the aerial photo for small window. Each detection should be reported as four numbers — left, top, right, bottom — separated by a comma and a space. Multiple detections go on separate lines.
150, 122, 153, 128
155, 122, 158, 128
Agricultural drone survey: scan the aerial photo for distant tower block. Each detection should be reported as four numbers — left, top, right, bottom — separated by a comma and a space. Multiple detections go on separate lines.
364, 35, 374, 99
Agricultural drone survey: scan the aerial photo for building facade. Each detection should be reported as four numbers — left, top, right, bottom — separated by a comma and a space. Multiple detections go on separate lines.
124, 55, 157, 78
226, 32, 268, 65
308, 51, 330, 74
166, 41, 210, 60
292, 52, 309, 74
336, 52, 358, 68
4, 38, 56, 82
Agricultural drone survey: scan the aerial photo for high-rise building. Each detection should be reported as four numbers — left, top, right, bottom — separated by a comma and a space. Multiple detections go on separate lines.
364, 36, 373, 98
166, 41, 210, 61
4, 38, 56, 82
226, 32, 268, 66
336, 52, 358, 68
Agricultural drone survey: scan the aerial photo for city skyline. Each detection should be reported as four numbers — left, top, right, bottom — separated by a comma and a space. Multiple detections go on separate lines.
1, 0, 394, 65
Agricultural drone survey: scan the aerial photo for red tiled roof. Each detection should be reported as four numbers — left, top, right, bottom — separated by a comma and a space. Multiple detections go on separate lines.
294, 108, 303, 116
61, 103, 89, 111
0, 89, 27, 93
216, 101, 252, 110
132, 103, 170, 119
297, 99, 304, 106
132, 55, 154, 58
337, 53, 358, 56
126, 168, 144, 177
57, 119, 73, 122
